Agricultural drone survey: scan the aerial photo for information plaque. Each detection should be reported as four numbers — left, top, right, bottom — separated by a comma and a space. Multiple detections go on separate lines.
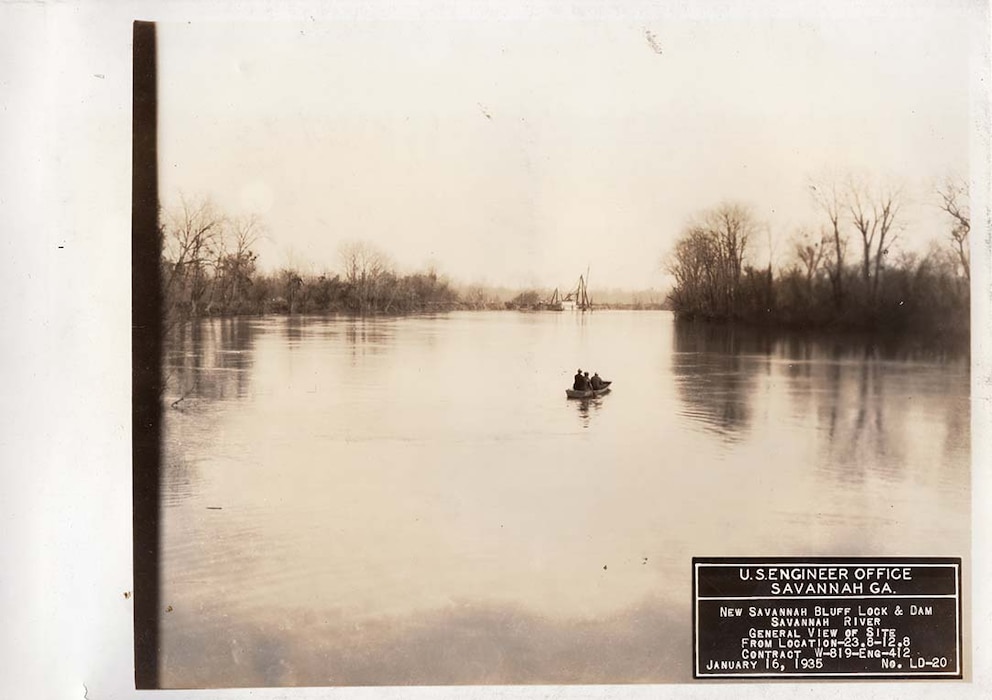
693, 557, 962, 679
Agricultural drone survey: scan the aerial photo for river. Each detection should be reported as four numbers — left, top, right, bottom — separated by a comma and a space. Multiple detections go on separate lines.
159, 310, 970, 686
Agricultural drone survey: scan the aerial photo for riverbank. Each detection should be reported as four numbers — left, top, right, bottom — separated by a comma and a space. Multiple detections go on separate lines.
671, 305, 970, 347
671, 316, 970, 362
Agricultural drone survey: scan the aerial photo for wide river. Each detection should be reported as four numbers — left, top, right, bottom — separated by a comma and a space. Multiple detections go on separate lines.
159, 310, 970, 686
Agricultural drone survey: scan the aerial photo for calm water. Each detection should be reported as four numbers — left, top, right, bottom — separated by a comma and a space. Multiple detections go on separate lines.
160, 311, 970, 686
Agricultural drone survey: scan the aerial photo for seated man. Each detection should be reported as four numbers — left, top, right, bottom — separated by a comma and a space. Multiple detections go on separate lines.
583, 371, 592, 389
573, 369, 586, 391
590, 372, 604, 390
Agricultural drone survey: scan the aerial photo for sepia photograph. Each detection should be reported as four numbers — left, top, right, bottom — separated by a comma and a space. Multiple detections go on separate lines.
126, 0, 983, 690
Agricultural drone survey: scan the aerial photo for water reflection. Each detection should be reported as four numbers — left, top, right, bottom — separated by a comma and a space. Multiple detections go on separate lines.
159, 311, 970, 687
671, 319, 969, 489
671, 322, 762, 439
572, 396, 605, 428
344, 316, 394, 363
165, 317, 257, 402
284, 314, 304, 347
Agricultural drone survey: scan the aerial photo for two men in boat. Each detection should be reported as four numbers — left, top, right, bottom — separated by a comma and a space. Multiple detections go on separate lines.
573, 369, 607, 391
573, 369, 587, 390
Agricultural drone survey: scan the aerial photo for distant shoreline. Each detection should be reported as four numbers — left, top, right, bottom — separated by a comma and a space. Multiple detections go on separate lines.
165, 303, 670, 321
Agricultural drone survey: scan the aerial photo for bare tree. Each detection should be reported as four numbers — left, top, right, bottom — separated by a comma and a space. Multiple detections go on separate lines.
809, 178, 847, 307
936, 177, 970, 281
707, 202, 757, 315
339, 240, 388, 283
215, 214, 262, 308
163, 194, 225, 316
338, 240, 393, 312
666, 202, 758, 318
846, 177, 902, 305
667, 226, 720, 315
793, 227, 828, 292
279, 268, 304, 313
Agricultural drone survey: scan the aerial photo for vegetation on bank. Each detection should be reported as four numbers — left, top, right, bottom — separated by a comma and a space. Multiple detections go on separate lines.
161, 197, 470, 320
665, 177, 970, 337
161, 172, 971, 339
502, 289, 666, 311
160, 195, 666, 321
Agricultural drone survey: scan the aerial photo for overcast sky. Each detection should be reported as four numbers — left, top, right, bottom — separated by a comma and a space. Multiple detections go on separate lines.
157, 3, 977, 290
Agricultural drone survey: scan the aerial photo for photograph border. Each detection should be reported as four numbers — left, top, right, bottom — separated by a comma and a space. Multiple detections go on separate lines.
3, 1, 988, 698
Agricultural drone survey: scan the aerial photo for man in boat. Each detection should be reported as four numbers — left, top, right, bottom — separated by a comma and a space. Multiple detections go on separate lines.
583, 371, 592, 389
590, 372, 604, 390
573, 369, 587, 391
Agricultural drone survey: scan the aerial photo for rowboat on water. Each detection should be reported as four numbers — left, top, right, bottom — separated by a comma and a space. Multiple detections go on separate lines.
565, 381, 612, 399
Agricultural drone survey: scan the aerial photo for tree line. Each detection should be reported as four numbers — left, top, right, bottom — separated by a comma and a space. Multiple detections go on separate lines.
161, 195, 466, 321
160, 194, 666, 321
666, 177, 970, 337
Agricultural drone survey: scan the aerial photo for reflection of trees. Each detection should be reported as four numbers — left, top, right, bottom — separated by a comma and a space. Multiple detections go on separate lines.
285, 315, 304, 347
942, 386, 970, 469
836, 350, 889, 482
163, 320, 201, 401
819, 345, 843, 448
671, 321, 765, 438
790, 338, 968, 486
345, 317, 393, 364
672, 319, 969, 477
164, 317, 257, 402
217, 317, 255, 369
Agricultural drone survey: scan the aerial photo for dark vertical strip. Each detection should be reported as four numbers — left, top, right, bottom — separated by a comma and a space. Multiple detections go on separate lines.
132, 20, 161, 690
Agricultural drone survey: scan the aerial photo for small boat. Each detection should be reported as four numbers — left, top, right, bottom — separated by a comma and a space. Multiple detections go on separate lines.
565, 382, 612, 399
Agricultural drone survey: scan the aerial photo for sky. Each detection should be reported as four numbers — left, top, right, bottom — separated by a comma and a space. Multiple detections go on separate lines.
157, 2, 978, 290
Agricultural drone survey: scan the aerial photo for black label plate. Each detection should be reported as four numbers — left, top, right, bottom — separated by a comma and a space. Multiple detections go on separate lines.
693, 557, 962, 679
